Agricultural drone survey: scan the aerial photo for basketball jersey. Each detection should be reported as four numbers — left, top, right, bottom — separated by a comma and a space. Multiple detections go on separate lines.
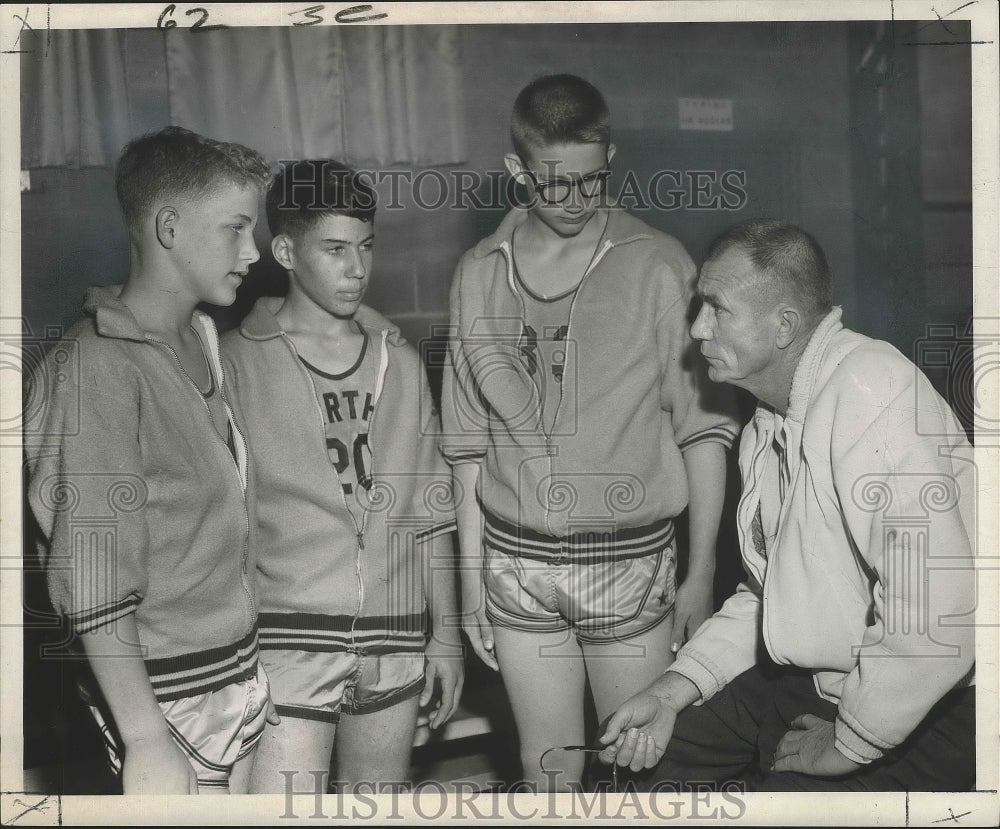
515, 265, 577, 435
301, 334, 377, 525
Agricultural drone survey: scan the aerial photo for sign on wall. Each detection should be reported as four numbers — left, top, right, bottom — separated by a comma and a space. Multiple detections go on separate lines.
679, 97, 734, 131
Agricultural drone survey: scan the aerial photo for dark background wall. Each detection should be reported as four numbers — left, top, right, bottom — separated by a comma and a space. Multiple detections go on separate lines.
21, 23, 972, 356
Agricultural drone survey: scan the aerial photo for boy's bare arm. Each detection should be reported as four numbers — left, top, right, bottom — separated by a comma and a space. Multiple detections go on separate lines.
421, 531, 465, 728
452, 461, 498, 670
80, 617, 197, 794
673, 441, 728, 652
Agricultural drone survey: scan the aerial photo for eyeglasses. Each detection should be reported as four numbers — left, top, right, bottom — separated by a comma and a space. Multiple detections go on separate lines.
521, 166, 611, 205
540, 745, 619, 793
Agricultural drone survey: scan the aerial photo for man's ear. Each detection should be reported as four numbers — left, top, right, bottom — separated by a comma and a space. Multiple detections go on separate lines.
271, 234, 295, 271
155, 206, 179, 249
606, 144, 617, 165
775, 306, 802, 349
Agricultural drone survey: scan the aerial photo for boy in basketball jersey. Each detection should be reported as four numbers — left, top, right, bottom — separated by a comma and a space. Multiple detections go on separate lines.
222, 160, 462, 792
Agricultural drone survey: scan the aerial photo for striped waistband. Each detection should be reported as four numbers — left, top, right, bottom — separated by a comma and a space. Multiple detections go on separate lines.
145, 627, 259, 703
259, 611, 429, 655
483, 509, 675, 565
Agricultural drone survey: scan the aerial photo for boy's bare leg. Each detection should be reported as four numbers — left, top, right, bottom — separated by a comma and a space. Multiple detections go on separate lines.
227, 746, 258, 794
492, 626, 587, 791
583, 613, 675, 722
248, 717, 337, 794
334, 695, 421, 789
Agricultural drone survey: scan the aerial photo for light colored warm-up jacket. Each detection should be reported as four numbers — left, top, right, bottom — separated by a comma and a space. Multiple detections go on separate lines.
222, 298, 456, 656
441, 206, 739, 558
668, 308, 977, 763
25, 285, 259, 701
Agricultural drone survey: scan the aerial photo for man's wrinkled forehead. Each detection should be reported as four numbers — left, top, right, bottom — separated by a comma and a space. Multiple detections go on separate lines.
698, 244, 758, 299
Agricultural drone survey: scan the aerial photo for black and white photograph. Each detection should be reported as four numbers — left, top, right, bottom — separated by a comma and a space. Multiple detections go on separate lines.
1, 1, 997, 824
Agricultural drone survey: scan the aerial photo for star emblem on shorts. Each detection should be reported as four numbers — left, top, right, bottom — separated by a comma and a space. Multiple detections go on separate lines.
657, 591, 669, 607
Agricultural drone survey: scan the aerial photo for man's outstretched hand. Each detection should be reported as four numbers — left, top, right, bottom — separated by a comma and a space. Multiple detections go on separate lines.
597, 672, 701, 772
598, 692, 673, 771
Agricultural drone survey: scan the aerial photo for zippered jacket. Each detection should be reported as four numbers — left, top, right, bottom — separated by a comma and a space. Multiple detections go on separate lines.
667, 308, 977, 763
440, 207, 739, 550
221, 298, 456, 655
24, 285, 259, 702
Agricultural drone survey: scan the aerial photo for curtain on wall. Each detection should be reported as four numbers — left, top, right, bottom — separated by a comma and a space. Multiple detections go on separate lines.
165, 26, 466, 166
21, 26, 466, 169
21, 29, 133, 167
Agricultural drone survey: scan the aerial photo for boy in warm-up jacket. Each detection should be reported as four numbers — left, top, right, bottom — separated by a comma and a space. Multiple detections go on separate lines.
222, 160, 462, 793
25, 126, 274, 794
440, 74, 739, 789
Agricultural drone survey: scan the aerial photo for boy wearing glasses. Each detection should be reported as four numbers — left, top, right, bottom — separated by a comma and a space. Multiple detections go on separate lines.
441, 74, 739, 790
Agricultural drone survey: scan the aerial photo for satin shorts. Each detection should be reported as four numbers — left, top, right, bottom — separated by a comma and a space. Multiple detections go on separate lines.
484, 544, 676, 644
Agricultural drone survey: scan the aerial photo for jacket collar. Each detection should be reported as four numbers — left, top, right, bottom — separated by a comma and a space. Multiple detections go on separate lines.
470, 206, 655, 259
85, 283, 220, 345
786, 307, 844, 422
238, 295, 407, 347
748, 307, 844, 435
84, 284, 148, 342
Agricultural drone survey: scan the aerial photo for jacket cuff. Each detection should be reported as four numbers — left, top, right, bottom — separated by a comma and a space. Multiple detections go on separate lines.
677, 426, 739, 452
415, 519, 458, 543
665, 650, 726, 705
834, 710, 893, 764
439, 448, 487, 465
69, 595, 141, 635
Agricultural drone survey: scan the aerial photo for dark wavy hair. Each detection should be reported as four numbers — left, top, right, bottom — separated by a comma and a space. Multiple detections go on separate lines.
266, 159, 377, 239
